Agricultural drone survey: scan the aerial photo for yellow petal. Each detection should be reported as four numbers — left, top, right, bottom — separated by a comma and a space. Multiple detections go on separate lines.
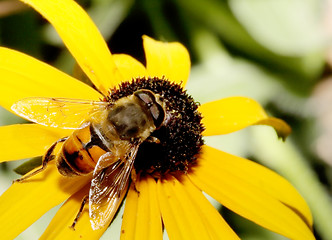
113, 54, 148, 83
41, 184, 107, 240
20, 0, 124, 95
183, 175, 240, 239
0, 124, 72, 162
189, 146, 315, 240
157, 176, 232, 240
121, 176, 162, 240
0, 162, 91, 240
143, 35, 190, 87
197, 146, 313, 227
121, 183, 138, 240
0, 47, 102, 112
199, 97, 291, 139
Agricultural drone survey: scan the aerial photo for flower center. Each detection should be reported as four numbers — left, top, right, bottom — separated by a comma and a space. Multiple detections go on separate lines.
107, 77, 204, 179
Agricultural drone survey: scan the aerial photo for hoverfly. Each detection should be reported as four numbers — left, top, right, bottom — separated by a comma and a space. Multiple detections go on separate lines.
11, 89, 165, 230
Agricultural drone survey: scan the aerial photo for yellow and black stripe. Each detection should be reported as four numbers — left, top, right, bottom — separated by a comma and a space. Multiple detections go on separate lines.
57, 123, 110, 176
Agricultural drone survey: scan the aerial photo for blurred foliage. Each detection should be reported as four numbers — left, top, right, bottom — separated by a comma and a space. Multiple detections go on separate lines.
0, 0, 331, 239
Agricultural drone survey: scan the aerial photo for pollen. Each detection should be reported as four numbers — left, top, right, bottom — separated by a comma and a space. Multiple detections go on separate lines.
107, 77, 204, 179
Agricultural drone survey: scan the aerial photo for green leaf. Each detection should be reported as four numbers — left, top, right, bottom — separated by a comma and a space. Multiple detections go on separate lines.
14, 157, 42, 175
229, 0, 325, 56
176, 0, 325, 80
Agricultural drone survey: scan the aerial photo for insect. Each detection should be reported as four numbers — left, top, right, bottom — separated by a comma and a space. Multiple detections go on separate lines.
11, 89, 165, 230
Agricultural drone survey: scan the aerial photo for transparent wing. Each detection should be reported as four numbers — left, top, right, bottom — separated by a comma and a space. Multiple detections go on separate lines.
11, 97, 109, 129
89, 144, 139, 230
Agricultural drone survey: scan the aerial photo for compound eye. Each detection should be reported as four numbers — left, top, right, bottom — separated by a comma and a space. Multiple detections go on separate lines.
134, 90, 165, 128
134, 90, 155, 107
150, 104, 165, 128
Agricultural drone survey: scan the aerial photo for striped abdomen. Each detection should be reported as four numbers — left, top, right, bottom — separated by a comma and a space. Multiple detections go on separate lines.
56, 122, 110, 177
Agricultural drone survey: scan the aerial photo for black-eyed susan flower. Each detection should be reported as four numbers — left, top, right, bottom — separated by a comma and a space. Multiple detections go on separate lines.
0, 0, 315, 239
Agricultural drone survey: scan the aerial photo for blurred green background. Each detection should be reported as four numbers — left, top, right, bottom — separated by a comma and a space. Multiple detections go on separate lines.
0, 0, 331, 239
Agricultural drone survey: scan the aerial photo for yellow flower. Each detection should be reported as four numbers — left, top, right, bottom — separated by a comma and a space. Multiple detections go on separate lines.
0, 0, 314, 239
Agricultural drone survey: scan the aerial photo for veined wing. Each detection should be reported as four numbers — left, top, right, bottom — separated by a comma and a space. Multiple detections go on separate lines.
11, 97, 110, 129
89, 144, 139, 230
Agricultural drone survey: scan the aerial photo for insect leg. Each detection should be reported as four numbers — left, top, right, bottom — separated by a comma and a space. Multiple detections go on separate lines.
70, 195, 89, 230
130, 168, 140, 195
145, 136, 160, 144
14, 137, 68, 183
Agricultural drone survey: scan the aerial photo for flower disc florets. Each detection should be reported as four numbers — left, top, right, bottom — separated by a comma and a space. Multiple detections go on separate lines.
106, 77, 204, 179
